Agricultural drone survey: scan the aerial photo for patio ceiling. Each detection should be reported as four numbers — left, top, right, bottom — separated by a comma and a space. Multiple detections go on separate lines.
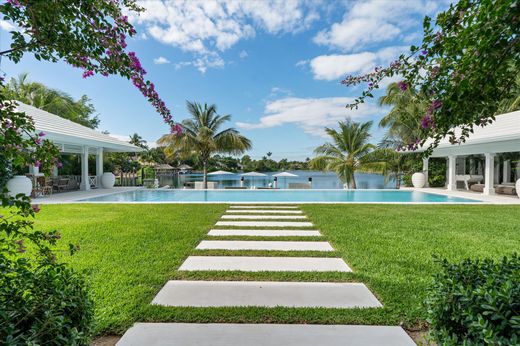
15, 101, 144, 153
417, 110, 520, 157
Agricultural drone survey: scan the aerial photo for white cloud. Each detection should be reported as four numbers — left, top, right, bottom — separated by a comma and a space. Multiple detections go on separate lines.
236, 96, 381, 136
310, 46, 408, 81
132, 0, 319, 72
239, 50, 248, 59
270, 87, 292, 97
153, 56, 170, 64
313, 0, 445, 52
295, 59, 309, 67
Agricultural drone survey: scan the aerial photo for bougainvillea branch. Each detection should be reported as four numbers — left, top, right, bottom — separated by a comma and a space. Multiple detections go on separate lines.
1, 0, 182, 134
342, 0, 519, 154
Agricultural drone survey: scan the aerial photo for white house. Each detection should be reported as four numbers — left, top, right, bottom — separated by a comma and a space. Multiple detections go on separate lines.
16, 102, 144, 191
417, 110, 520, 196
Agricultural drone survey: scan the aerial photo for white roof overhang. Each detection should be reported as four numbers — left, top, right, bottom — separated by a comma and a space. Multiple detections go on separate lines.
14, 101, 144, 153
416, 110, 520, 157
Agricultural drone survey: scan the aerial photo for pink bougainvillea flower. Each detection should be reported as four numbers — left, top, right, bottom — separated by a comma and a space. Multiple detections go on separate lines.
34, 160, 41, 168
397, 81, 408, 91
38, 131, 45, 137
82, 70, 94, 78
32, 205, 40, 213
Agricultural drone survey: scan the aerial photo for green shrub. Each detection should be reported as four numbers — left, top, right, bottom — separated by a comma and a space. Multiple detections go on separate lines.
0, 255, 94, 345
426, 254, 520, 345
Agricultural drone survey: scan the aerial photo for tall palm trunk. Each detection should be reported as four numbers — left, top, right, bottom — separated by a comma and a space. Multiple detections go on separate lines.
350, 174, 357, 189
203, 160, 208, 189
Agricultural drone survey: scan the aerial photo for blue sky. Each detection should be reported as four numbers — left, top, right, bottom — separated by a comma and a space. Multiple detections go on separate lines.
0, 0, 450, 160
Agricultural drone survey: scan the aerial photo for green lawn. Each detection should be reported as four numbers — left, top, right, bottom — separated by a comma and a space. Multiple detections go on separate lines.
33, 204, 520, 336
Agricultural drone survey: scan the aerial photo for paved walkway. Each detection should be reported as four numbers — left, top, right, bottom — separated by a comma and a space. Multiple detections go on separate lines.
117, 205, 415, 345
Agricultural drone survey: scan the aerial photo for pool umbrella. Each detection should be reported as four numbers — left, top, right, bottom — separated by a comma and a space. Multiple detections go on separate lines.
241, 171, 267, 188
273, 171, 299, 189
208, 170, 234, 188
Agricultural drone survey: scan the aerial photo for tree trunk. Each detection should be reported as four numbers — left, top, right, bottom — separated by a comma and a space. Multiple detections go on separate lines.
350, 174, 357, 189
203, 161, 208, 189
396, 173, 401, 189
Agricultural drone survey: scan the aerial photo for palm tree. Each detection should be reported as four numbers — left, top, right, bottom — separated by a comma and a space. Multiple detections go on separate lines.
5, 73, 100, 128
378, 82, 427, 146
363, 148, 407, 189
310, 119, 385, 189
158, 101, 252, 188
129, 133, 148, 149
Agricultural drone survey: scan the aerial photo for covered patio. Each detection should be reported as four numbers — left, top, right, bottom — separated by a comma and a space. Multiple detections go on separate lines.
17, 102, 144, 193
418, 110, 519, 197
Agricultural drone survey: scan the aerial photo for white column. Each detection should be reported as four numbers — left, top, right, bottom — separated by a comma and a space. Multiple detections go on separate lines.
447, 155, 457, 191
52, 165, 58, 177
503, 160, 511, 183
80, 146, 90, 191
483, 153, 495, 195
96, 147, 104, 188
422, 157, 429, 188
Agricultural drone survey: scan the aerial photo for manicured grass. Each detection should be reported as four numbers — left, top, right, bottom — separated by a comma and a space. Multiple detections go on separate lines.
33, 203, 520, 335
301, 204, 520, 329
34, 204, 226, 335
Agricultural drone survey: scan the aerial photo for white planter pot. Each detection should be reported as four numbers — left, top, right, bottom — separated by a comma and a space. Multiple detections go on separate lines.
100, 172, 115, 189
411, 172, 426, 188
516, 179, 520, 198
6, 175, 33, 197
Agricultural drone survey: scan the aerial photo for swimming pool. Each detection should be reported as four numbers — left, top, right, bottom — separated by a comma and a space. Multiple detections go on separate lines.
79, 189, 480, 203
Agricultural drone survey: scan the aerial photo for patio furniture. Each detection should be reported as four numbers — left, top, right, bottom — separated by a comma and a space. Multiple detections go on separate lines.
55, 178, 70, 192
456, 174, 484, 190
470, 183, 517, 196
495, 185, 517, 195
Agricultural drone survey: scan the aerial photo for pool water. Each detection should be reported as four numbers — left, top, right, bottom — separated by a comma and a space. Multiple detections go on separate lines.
79, 189, 480, 203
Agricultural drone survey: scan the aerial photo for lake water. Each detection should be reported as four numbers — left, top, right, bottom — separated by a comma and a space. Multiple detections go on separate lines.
158, 171, 396, 189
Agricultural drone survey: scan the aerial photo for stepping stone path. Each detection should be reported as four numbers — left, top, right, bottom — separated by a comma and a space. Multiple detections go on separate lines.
117, 204, 415, 346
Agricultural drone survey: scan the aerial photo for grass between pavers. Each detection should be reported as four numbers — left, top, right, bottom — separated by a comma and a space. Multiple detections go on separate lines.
30, 203, 520, 335
300, 204, 520, 329
32, 203, 227, 335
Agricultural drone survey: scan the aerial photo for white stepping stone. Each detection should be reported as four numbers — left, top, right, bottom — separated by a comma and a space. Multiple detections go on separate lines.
179, 256, 351, 272
216, 221, 314, 227
221, 215, 307, 220
153, 281, 381, 308
196, 240, 333, 251
229, 205, 298, 209
226, 210, 303, 214
118, 323, 416, 346
208, 229, 322, 237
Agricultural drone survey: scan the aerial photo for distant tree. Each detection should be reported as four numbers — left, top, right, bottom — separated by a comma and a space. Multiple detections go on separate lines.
5, 73, 100, 129
310, 119, 385, 189
129, 133, 148, 149
158, 101, 251, 188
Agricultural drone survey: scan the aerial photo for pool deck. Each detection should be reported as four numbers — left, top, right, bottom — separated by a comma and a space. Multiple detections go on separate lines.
31, 186, 520, 204
402, 187, 520, 204
32, 187, 142, 204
